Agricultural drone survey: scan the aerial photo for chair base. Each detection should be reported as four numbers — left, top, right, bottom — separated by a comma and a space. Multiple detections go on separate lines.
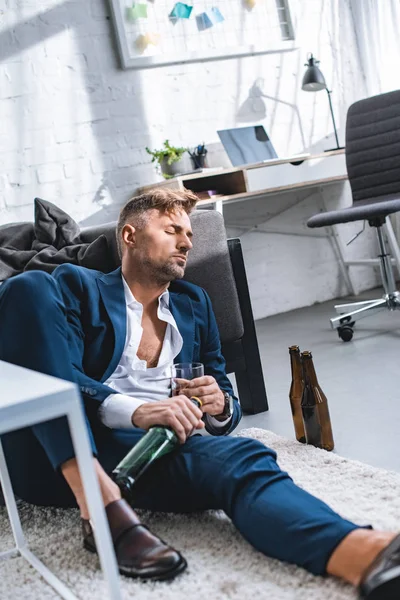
330, 292, 400, 341
327, 219, 400, 341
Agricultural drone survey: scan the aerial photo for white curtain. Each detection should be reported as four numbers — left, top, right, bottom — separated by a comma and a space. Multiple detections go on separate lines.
349, 0, 400, 96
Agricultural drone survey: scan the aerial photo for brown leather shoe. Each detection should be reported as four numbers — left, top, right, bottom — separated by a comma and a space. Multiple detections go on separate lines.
359, 534, 400, 599
82, 499, 187, 581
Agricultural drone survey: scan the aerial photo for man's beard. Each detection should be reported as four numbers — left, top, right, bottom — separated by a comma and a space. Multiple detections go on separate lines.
140, 257, 185, 284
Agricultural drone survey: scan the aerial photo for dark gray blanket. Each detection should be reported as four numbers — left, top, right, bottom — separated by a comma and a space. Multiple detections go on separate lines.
0, 198, 116, 281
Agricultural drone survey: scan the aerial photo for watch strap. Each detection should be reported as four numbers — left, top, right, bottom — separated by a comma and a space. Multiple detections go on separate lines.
216, 392, 233, 419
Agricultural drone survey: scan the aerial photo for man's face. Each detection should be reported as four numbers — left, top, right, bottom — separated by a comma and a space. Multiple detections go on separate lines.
129, 208, 193, 283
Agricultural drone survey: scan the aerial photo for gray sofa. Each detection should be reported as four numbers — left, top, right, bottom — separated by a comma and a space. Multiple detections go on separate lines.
0, 198, 268, 414
0, 197, 269, 507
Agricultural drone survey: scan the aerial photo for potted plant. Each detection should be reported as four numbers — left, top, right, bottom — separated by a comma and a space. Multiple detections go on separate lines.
146, 139, 188, 178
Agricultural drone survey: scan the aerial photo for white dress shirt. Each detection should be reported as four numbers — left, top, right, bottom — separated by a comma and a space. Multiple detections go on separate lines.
98, 277, 231, 431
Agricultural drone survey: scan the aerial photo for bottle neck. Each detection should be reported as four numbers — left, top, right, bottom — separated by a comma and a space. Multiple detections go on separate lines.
289, 349, 302, 378
302, 356, 318, 385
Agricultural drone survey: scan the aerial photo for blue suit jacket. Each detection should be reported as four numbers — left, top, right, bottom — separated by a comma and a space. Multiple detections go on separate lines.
53, 264, 242, 435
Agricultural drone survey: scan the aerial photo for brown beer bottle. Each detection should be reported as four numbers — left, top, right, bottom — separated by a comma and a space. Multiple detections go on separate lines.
301, 351, 334, 451
288, 345, 306, 443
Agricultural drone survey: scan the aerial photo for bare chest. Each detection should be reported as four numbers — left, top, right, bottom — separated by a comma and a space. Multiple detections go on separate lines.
136, 315, 168, 368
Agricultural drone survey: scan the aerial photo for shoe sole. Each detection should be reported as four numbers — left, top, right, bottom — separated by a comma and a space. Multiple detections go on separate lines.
362, 568, 400, 600
365, 580, 400, 600
83, 540, 188, 582
123, 556, 188, 582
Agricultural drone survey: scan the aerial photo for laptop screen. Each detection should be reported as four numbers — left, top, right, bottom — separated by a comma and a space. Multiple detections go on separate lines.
217, 125, 278, 167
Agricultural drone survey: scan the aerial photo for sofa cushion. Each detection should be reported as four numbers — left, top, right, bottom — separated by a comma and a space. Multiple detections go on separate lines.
34, 197, 80, 247
0, 222, 36, 281
0, 198, 118, 280
79, 223, 120, 270
0, 221, 35, 249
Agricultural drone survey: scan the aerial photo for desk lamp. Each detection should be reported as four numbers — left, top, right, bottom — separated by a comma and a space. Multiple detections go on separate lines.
301, 53, 344, 151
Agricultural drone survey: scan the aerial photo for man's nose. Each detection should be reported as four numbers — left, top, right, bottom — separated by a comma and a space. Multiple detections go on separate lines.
179, 236, 192, 251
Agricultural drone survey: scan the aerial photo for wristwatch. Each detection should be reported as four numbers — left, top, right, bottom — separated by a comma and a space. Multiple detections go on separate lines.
216, 391, 234, 419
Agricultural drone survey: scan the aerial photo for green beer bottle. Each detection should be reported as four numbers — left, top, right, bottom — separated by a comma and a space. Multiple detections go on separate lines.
112, 397, 202, 502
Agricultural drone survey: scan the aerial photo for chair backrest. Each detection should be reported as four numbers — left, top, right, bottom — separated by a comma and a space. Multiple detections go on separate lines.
81, 210, 244, 345
184, 210, 244, 344
346, 89, 400, 204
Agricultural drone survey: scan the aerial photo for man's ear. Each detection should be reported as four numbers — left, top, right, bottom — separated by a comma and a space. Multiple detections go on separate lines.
122, 224, 136, 250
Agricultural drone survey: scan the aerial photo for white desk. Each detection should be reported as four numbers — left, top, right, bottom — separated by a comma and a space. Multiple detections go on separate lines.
137, 149, 348, 212
137, 150, 358, 293
137, 149, 400, 303
0, 361, 122, 600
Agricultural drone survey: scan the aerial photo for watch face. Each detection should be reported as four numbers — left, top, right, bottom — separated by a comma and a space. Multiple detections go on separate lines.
223, 393, 233, 417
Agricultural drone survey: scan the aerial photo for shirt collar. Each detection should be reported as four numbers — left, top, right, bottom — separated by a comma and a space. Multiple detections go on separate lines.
121, 276, 170, 308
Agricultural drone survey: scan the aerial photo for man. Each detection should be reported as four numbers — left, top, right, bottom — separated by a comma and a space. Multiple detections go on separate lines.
0, 188, 399, 598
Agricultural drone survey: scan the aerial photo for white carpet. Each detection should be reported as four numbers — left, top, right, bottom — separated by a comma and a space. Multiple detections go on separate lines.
1, 427, 400, 600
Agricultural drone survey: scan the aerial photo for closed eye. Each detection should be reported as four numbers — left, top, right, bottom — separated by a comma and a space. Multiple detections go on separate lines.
166, 223, 193, 239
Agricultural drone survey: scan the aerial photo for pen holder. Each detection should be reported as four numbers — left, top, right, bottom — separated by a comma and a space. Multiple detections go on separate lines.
190, 154, 207, 170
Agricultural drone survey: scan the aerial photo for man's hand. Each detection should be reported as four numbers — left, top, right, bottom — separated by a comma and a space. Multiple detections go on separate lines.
176, 376, 225, 418
132, 395, 205, 444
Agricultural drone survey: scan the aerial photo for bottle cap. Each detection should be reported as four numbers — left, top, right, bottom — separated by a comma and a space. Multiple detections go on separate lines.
289, 345, 300, 352
301, 350, 312, 358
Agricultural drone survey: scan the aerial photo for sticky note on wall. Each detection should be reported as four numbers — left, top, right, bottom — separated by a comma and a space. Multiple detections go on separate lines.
210, 7, 224, 23
196, 12, 213, 30
197, 7, 225, 31
170, 3, 193, 19
126, 3, 148, 20
135, 32, 161, 53
146, 32, 160, 45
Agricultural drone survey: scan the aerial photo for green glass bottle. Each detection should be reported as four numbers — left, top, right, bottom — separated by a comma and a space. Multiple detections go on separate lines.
112, 397, 202, 502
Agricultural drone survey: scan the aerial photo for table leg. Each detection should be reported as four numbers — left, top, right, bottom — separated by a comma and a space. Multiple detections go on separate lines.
0, 437, 27, 556
67, 402, 122, 600
0, 438, 81, 599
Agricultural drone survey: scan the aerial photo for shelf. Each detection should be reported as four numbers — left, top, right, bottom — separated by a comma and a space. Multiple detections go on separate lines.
183, 170, 247, 198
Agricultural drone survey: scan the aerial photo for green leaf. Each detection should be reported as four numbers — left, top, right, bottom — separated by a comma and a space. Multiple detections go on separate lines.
145, 139, 187, 166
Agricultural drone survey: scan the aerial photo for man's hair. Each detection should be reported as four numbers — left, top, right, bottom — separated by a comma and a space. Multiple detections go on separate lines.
116, 187, 198, 257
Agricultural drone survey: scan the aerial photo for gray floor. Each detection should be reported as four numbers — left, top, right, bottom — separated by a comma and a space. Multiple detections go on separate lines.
236, 287, 400, 474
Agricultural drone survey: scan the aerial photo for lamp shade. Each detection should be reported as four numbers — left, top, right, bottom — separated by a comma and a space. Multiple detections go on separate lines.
302, 54, 326, 92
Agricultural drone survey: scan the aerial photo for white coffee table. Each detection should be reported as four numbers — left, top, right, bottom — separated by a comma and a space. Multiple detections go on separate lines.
0, 360, 122, 600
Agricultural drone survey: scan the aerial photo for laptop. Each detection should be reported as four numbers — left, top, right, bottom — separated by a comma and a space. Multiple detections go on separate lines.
217, 125, 278, 167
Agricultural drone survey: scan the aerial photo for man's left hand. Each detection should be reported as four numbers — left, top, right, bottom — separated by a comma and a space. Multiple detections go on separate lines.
176, 376, 225, 417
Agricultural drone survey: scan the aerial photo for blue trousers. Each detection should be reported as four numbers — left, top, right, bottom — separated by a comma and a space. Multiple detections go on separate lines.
0, 271, 365, 576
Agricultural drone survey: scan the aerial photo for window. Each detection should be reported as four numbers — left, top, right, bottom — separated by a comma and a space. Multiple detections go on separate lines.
276, 0, 295, 41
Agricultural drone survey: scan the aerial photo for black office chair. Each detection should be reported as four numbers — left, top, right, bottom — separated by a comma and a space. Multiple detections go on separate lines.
307, 89, 400, 341
81, 209, 269, 414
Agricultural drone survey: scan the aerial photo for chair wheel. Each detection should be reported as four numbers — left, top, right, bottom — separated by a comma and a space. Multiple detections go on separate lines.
338, 325, 353, 342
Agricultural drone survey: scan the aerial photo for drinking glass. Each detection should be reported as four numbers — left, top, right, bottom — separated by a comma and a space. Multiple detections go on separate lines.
171, 362, 204, 396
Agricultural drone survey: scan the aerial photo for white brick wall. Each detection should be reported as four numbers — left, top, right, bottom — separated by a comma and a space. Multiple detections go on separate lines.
0, 0, 385, 318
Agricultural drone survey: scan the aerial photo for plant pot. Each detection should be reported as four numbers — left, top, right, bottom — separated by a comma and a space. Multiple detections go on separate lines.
160, 156, 188, 178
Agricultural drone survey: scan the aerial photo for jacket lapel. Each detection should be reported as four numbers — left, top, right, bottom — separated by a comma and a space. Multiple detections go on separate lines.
97, 267, 126, 382
169, 291, 195, 362
96, 272, 195, 379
